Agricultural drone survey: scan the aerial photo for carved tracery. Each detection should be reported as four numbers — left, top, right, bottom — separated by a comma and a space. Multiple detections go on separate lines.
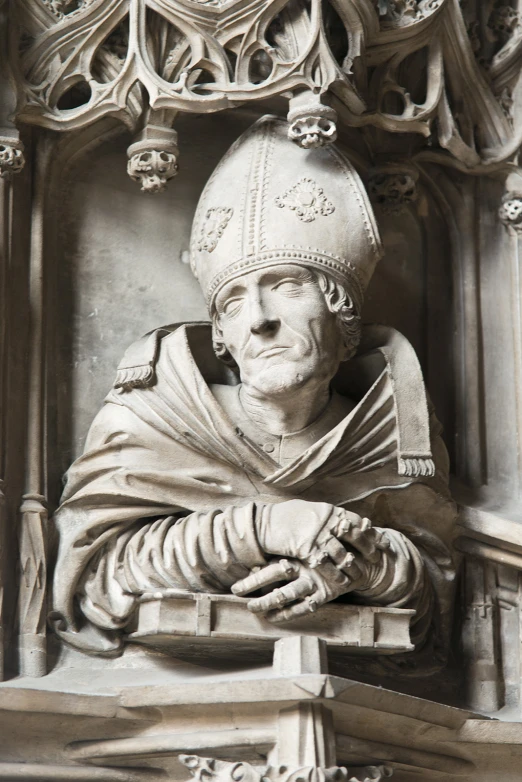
8, 0, 522, 190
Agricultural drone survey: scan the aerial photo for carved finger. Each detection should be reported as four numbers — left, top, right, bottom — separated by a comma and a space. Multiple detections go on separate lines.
336, 517, 384, 562
267, 594, 326, 624
313, 559, 354, 590
307, 536, 352, 568
339, 556, 363, 582
324, 538, 356, 569
372, 527, 391, 551
331, 510, 363, 533
247, 576, 315, 614
332, 511, 390, 550
231, 559, 299, 596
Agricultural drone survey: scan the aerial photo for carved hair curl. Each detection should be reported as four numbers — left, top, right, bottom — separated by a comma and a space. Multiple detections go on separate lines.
211, 269, 362, 369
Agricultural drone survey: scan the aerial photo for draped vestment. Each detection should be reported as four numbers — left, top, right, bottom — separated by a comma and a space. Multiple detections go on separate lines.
51, 323, 457, 668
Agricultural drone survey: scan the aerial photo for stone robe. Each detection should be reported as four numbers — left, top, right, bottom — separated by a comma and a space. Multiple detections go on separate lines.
51, 323, 457, 666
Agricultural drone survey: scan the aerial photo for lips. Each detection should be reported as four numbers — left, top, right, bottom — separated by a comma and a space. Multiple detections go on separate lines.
255, 345, 289, 358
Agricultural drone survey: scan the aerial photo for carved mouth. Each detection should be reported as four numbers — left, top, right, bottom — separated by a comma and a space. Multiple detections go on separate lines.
256, 346, 289, 358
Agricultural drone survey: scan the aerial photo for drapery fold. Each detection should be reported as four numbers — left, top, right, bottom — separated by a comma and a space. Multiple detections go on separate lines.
51, 323, 457, 666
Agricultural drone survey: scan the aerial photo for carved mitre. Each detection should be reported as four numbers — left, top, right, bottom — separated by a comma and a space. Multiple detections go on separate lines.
190, 116, 383, 312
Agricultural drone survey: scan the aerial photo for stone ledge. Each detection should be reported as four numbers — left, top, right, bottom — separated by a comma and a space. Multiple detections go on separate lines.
457, 503, 522, 558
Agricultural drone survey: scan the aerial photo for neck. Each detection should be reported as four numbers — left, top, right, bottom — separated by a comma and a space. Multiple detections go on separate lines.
239, 382, 331, 436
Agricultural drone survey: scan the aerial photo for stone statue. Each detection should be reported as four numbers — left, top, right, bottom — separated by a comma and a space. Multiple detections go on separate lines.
50, 117, 457, 668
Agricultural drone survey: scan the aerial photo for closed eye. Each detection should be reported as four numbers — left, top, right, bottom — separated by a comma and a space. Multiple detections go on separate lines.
222, 296, 244, 316
273, 279, 305, 295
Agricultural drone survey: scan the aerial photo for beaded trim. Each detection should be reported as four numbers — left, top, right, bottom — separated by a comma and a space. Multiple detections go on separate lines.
206, 250, 365, 311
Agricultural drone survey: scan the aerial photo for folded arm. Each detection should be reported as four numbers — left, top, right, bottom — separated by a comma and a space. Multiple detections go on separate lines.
77, 499, 432, 644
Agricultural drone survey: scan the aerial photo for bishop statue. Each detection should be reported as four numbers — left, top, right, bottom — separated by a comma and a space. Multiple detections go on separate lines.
51, 117, 457, 669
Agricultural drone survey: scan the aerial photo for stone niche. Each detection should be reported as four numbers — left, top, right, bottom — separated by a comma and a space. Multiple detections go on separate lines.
3, 1, 522, 781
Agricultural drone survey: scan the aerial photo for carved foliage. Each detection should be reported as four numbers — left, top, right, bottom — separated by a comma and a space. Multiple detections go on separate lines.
288, 114, 338, 149
489, 5, 519, 38
499, 191, 522, 233
368, 170, 418, 216
127, 149, 178, 194
0, 141, 25, 178
374, 0, 421, 27
287, 103, 338, 150
179, 755, 393, 782
463, 0, 522, 88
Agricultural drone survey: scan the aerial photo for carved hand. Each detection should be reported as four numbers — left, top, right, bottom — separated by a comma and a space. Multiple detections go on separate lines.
231, 557, 353, 622
234, 505, 394, 621
255, 499, 389, 570
330, 511, 391, 567
255, 499, 348, 566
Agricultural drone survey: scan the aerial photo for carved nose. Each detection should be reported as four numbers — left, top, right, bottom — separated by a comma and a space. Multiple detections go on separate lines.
250, 317, 279, 335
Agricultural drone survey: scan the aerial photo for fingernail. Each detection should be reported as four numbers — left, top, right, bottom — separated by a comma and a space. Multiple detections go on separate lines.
308, 550, 328, 568
339, 520, 351, 533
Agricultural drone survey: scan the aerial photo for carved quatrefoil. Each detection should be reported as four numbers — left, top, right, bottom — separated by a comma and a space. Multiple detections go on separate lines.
275, 178, 335, 223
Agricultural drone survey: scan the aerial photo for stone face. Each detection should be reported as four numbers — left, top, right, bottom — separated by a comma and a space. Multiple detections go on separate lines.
3, 2, 522, 780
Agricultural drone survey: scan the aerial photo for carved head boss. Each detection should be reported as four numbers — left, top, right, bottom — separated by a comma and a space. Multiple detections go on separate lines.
189, 116, 383, 392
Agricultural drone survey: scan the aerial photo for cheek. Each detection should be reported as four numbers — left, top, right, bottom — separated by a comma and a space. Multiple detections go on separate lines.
282, 295, 324, 330
285, 298, 336, 343
219, 315, 247, 356
219, 322, 236, 355
306, 308, 344, 362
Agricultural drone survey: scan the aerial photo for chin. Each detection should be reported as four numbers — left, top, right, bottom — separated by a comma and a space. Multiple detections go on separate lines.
245, 363, 314, 396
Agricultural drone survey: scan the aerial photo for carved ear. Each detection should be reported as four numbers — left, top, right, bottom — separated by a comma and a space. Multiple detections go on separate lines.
211, 311, 224, 342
